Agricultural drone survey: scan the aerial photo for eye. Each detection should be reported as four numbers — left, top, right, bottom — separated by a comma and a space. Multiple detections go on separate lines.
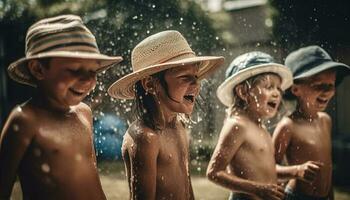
278, 87, 284, 94
67, 68, 80, 75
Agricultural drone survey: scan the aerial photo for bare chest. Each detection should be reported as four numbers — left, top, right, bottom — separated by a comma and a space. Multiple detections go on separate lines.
292, 123, 331, 151
244, 127, 274, 154
158, 129, 189, 166
30, 115, 92, 159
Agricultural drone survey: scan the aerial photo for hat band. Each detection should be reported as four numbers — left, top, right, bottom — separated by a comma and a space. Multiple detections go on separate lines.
133, 51, 195, 71
28, 42, 99, 56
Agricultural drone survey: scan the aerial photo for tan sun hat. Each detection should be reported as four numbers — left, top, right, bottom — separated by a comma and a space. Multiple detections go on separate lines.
108, 30, 224, 99
8, 14, 123, 87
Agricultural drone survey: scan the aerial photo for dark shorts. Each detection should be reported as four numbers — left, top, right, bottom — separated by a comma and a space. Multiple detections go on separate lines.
285, 187, 329, 200
228, 192, 253, 200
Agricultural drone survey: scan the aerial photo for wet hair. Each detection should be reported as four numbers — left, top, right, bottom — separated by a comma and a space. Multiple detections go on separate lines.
134, 70, 168, 130
228, 72, 281, 116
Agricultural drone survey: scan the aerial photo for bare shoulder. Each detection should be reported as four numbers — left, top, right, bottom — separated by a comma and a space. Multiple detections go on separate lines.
1, 103, 38, 139
274, 116, 294, 136
318, 112, 331, 124
74, 102, 92, 117
219, 116, 246, 140
128, 121, 160, 147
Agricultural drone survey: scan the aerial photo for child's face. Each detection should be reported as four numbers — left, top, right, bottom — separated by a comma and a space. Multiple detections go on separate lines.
292, 70, 336, 113
246, 74, 282, 119
158, 64, 200, 115
40, 57, 98, 107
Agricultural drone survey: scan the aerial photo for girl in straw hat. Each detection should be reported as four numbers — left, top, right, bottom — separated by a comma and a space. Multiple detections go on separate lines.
206, 52, 293, 200
0, 15, 122, 199
108, 30, 224, 199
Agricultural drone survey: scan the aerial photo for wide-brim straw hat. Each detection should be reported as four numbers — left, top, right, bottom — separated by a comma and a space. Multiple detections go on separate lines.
8, 14, 123, 87
217, 51, 293, 107
108, 30, 224, 99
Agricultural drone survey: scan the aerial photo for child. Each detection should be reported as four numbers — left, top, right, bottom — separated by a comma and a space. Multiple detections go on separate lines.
207, 51, 293, 200
0, 15, 122, 199
272, 45, 350, 200
107, 30, 224, 200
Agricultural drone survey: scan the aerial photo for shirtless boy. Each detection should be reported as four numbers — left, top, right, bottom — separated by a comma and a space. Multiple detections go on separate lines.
273, 45, 350, 200
0, 15, 122, 199
207, 52, 293, 200
108, 30, 224, 200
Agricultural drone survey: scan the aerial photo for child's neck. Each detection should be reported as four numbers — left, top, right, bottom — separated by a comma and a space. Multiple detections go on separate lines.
236, 108, 264, 127
293, 105, 318, 121
32, 92, 72, 114
155, 105, 178, 129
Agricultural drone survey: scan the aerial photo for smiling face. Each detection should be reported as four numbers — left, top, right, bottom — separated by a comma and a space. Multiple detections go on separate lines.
292, 70, 336, 114
241, 73, 283, 119
157, 64, 200, 115
36, 57, 98, 108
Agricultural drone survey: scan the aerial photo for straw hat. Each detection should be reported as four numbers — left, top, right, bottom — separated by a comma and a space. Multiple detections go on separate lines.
8, 14, 123, 87
108, 30, 224, 99
217, 51, 293, 107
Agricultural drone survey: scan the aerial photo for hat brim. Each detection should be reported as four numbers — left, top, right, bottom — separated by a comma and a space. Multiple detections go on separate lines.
294, 61, 350, 83
108, 56, 225, 99
8, 51, 123, 87
217, 63, 293, 107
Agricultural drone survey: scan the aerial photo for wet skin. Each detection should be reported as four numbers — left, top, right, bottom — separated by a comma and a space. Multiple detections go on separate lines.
207, 74, 285, 200
273, 71, 336, 198
122, 64, 199, 200
0, 58, 106, 199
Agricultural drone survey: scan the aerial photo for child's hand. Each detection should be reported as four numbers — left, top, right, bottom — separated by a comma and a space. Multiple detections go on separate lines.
255, 183, 285, 200
296, 161, 323, 183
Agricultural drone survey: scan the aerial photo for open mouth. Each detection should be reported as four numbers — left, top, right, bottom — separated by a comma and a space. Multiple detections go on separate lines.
69, 88, 85, 96
183, 94, 195, 103
316, 97, 328, 105
267, 101, 278, 109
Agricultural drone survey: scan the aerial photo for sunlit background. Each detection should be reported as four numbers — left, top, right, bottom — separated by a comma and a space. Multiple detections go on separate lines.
1, 0, 350, 199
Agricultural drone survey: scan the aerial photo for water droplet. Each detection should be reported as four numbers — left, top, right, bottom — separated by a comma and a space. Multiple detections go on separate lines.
13, 124, 19, 132
75, 154, 83, 161
41, 163, 50, 173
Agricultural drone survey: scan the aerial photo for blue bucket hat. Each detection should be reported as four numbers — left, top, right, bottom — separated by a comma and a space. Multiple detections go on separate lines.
285, 45, 350, 84
217, 51, 293, 107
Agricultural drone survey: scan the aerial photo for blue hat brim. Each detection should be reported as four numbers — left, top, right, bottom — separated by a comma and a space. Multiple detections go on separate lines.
217, 63, 293, 107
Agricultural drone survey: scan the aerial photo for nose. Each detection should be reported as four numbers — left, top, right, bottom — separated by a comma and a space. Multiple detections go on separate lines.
80, 71, 97, 87
322, 86, 335, 97
272, 87, 281, 98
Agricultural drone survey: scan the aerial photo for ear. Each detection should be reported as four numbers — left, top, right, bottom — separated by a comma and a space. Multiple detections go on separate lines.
235, 84, 248, 102
28, 60, 46, 80
141, 76, 156, 94
290, 85, 301, 96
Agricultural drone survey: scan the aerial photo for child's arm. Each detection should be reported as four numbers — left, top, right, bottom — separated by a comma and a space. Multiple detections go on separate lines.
131, 129, 160, 200
0, 109, 34, 199
206, 120, 284, 200
272, 118, 322, 182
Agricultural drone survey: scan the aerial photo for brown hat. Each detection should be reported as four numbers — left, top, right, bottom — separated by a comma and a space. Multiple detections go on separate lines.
8, 14, 123, 87
108, 30, 224, 99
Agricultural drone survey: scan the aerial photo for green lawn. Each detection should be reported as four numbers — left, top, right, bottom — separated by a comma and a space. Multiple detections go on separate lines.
10, 161, 350, 199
